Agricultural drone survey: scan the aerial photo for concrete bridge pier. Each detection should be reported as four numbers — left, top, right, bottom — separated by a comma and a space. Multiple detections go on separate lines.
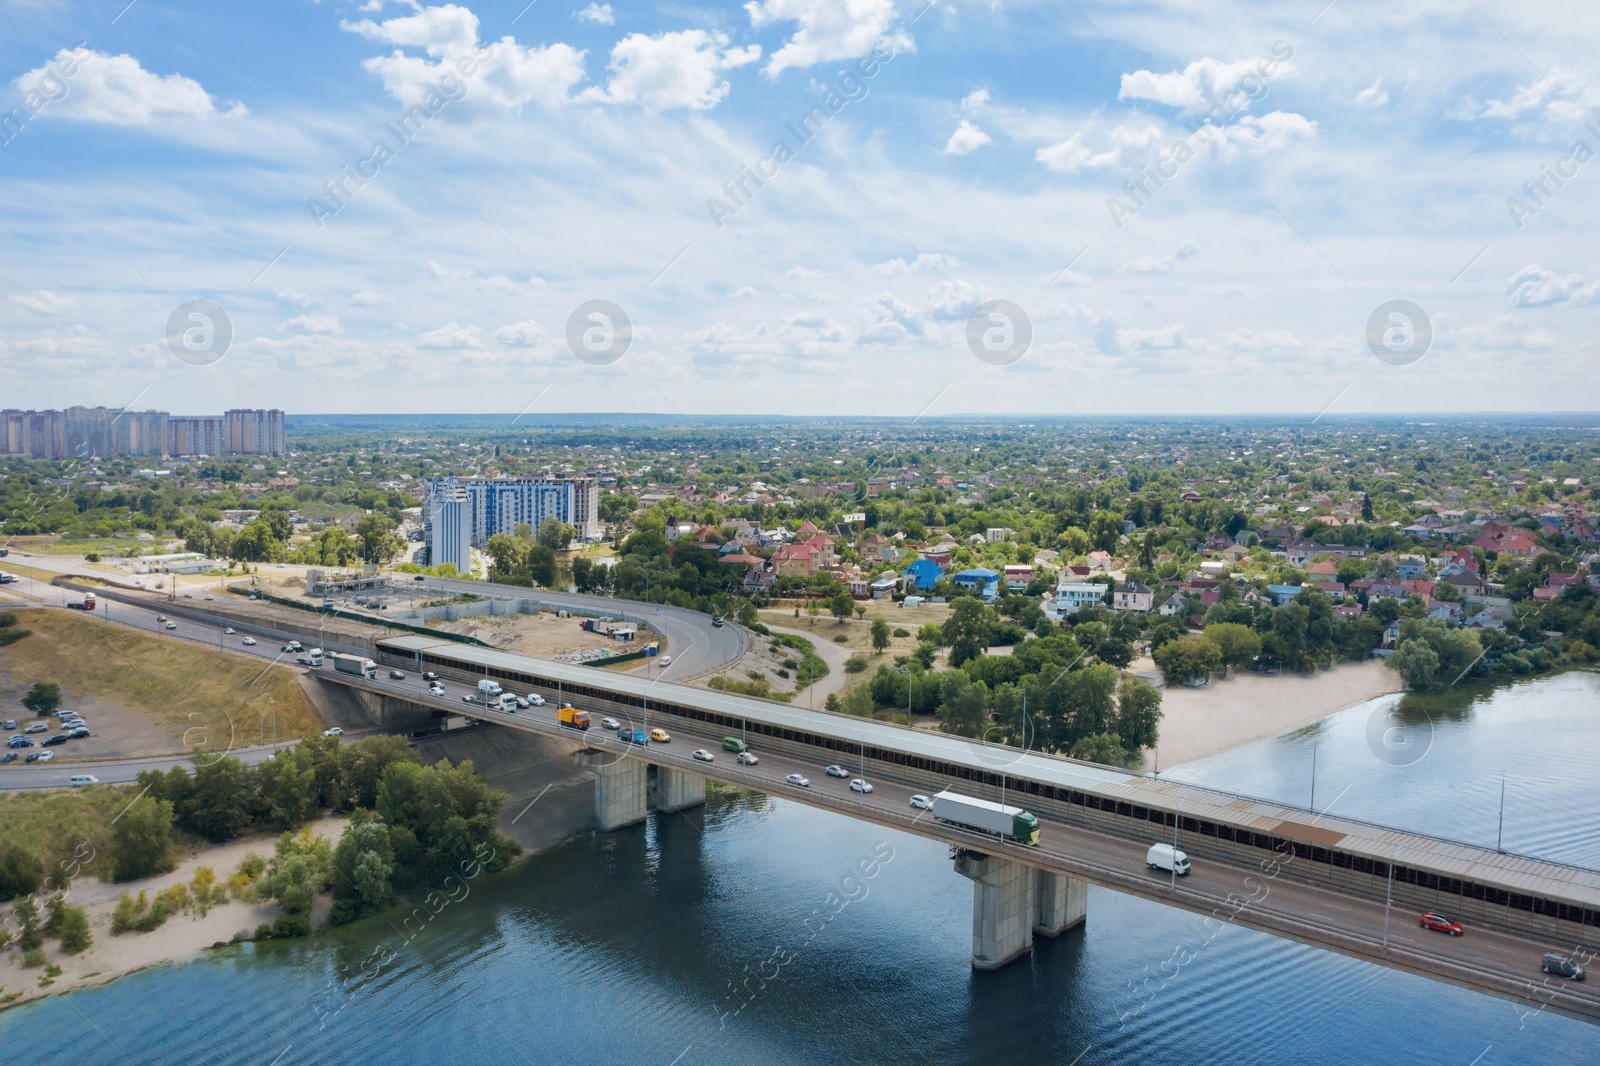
653, 766, 706, 813
953, 851, 1035, 970
575, 752, 648, 830
1033, 869, 1087, 938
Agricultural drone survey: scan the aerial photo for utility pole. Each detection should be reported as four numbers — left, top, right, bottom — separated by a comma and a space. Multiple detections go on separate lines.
1496, 772, 1506, 852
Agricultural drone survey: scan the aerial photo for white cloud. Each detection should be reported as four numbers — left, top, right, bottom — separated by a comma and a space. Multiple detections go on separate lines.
943, 119, 991, 156
787, 265, 830, 278
349, 291, 393, 306
872, 253, 960, 275
729, 286, 757, 299
282, 314, 342, 336
1035, 124, 1161, 174
1197, 111, 1317, 158
857, 291, 923, 343
346, 5, 588, 110
1176, 241, 1201, 260
1457, 315, 1559, 351
275, 289, 318, 310
1479, 69, 1600, 123
495, 320, 545, 346
1504, 265, 1600, 307
8, 290, 75, 315
746, 0, 906, 79
1122, 256, 1174, 274
924, 279, 985, 319
574, 2, 615, 24
579, 29, 758, 111
1354, 77, 1389, 108
1120, 55, 1292, 116
12, 48, 243, 125
961, 88, 989, 112
419, 321, 483, 348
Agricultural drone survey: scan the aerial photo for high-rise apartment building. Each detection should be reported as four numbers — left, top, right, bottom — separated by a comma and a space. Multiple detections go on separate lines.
223, 409, 286, 456
423, 475, 600, 549
167, 416, 225, 457
428, 484, 472, 576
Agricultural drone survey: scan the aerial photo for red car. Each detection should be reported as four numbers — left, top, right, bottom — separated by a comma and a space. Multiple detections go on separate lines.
1419, 912, 1463, 936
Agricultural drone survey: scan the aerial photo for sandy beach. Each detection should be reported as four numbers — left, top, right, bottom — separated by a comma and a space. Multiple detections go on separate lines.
1136, 658, 1403, 770
0, 814, 351, 1011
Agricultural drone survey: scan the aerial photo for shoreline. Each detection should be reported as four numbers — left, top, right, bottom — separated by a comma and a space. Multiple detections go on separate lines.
1134, 658, 1404, 771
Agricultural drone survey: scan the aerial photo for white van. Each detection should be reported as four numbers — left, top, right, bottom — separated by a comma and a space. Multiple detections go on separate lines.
69, 775, 100, 787
1146, 843, 1190, 876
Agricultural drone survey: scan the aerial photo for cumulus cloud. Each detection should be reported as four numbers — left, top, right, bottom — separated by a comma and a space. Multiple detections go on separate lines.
1119, 54, 1292, 115
282, 314, 342, 336
1504, 265, 1600, 307
961, 88, 989, 112
943, 119, 991, 155
1196, 111, 1317, 158
787, 265, 830, 278
872, 253, 960, 275
924, 279, 985, 318
857, 291, 923, 343
1122, 256, 1174, 274
8, 290, 76, 315
1355, 77, 1389, 107
494, 320, 545, 346
349, 291, 393, 306
12, 48, 244, 125
728, 286, 757, 299
574, 2, 615, 24
580, 29, 758, 110
1036, 125, 1162, 174
746, 0, 907, 79
1176, 241, 1201, 260
345, 4, 588, 110
1478, 68, 1600, 123
275, 290, 318, 310
419, 321, 482, 348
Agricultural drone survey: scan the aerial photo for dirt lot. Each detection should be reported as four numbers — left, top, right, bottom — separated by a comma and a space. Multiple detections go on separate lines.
431, 610, 658, 664
0, 610, 324, 759
751, 600, 947, 697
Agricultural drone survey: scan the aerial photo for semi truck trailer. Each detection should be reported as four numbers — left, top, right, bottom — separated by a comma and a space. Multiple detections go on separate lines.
330, 653, 378, 679
931, 791, 1041, 846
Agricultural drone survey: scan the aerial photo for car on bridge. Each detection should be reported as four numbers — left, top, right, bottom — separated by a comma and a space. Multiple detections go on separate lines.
824, 765, 849, 778
620, 729, 649, 745
1419, 912, 1463, 936
1542, 953, 1586, 980
389, 670, 406, 680
422, 672, 440, 682
165, 621, 178, 630
600, 717, 620, 731
526, 694, 546, 707
429, 683, 445, 697
785, 773, 810, 788
649, 728, 672, 743
850, 778, 873, 794
224, 627, 236, 634
283, 641, 302, 653
909, 794, 934, 810
243, 637, 256, 646
736, 751, 759, 765
693, 749, 715, 762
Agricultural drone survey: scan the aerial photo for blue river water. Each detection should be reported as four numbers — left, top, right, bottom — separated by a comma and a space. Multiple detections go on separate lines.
4, 672, 1598, 1065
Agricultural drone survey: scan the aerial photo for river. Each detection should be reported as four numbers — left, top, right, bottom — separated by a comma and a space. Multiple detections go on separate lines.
5, 672, 1599, 1064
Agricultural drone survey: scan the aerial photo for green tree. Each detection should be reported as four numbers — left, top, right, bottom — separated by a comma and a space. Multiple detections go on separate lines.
21, 681, 61, 717
1154, 636, 1222, 686
1387, 640, 1440, 690
14, 896, 42, 952
1070, 732, 1126, 764
355, 511, 403, 564
1087, 511, 1124, 553
536, 517, 576, 550
870, 618, 891, 654
1116, 678, 1162, 752
330, 820, 396, 925
256, 827, 335, 937
943, 597, 989, 667
936, 672, 990, 737
0, 847, 44, 900
1203, 622, 1262, 674
256, 749, 316, 830
829, 591, 855, 623
182, 757, 256, 843
57, 904, 92, 954
111, 796, 176, 881
1097, 637, 1134, 668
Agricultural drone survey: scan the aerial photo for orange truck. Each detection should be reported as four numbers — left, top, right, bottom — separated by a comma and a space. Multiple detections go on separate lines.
558, 706, 591, 731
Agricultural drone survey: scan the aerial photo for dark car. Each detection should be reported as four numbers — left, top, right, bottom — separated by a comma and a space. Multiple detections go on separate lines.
66, 727, 90, 739
619, 729, 649, 745
42, 734, 68, 747
389, 670, 406, 680
23, 752, 39, 763
1542, 953, 1587, 980
7, 737, 32, 749
422, 671, 440, 682
711, 617, 725, 627
1419, 912, 1463, 936
0, 753, 16, 763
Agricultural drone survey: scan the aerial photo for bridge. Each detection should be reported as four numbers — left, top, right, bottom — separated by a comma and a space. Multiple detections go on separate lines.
314, 631, 1600, 1024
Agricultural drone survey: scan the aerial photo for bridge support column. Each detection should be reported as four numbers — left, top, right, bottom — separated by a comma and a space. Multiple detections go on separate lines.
953, 852, 1034, 970
1033, 870, 1087, 937
653, 766, 706, 813
575, 752, 648, 830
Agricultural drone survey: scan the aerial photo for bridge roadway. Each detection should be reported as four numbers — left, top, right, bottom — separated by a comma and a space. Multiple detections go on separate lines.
326, 664, 1600, 1023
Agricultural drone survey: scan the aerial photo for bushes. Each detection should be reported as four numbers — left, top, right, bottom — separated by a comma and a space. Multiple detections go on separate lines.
111, 796, 176, 882
0, 611, 30, 647
0, 847, 44, 901
843, 655, 868, 673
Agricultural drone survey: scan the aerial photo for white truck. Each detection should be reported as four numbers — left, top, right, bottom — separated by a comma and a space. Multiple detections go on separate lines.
330, 653, 378, 680
477, 679, 502, 698
1145, 843, 1190, 876
296, 648, 325, 667
931, 791, 1041, 846
441, 715, 472, 731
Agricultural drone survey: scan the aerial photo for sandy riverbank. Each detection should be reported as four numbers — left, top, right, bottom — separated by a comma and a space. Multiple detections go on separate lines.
0, 814, 351, 1012
1137, 659, 1403, 770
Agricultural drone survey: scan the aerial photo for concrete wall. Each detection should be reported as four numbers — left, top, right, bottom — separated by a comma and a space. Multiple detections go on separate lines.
388, 597, 542, 626
653, 766, 707, 812
954, 852, 1035, 970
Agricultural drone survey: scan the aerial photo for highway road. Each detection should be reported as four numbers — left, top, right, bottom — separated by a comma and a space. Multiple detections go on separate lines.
329, 666, 1600, 1022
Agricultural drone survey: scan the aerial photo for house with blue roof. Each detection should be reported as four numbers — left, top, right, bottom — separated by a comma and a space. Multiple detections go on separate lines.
1268, 584, 1304, 606
902, 558, 944, 591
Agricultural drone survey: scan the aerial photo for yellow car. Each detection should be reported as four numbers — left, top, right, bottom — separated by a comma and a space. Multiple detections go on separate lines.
649, 728, 671, 743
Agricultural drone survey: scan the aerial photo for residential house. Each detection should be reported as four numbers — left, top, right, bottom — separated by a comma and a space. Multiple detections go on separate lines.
1426, 601, 1461, 624
1052, 582, 1108, 615
1307, 559, 1341, 581
902, 559, 944, 591
1159, 592, 1188, 616
1396, 555, 1428, 579
953, 568, 1001, 594
1443, 570, 1490, 597
869, 578, 898, 599
1113, 581, 1155, 612
1268, 584, 1304, 606
772, 542, 824, 577
1086, 550, 1113, 571
1003, 564, 1032, 590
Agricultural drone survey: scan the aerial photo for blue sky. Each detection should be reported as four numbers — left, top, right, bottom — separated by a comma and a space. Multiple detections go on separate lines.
2, 0, 1597, 417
